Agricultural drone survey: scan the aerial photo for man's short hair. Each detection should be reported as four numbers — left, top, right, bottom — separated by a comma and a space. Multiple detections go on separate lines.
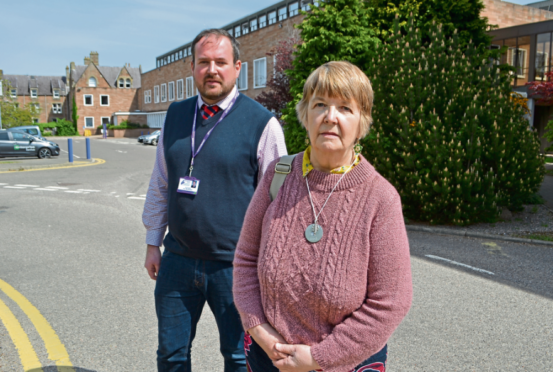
296, 61, 374, 139
191, 29, 240, 64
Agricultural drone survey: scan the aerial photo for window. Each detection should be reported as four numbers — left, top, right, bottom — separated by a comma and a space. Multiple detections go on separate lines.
100, 95, 109, 106
101, 117, 110, 126
289, 2, 299, 16
84, 94, 93, 106
12, 132, 31, 141
168, 81, 175, 101
237, 62, 248, 91
184, 48, 188, 57
119, 78, 124, 88
52, 103, 62, 114
177, 79, 184, 100
278, 7, 287, 21
33, 118, 39, 123
85, 117, 94, 128
235, 25, 241, 38
53, 89, 60, 99
10, 89, 17, 98
259, 15, 267, 28
144, 90, 151, 104
254, 58, 267, 88
0, 132, 9, 140
250, 19, 258, 32
31, 103, 40, 110
154, 85, 160, 103
269, 11, 277, 25
161, 83, 167, 102
228, 28, 233, 36
157, 60, 161, 68
301, 0, 311, 11
186, 77, 195, 98
188, 47, 191, 55
242, 22, 249, 35
126, 78, 131, 88
535, 33, 551, 81
510, 48, 527, 78
179, 50, 183, 59
30, 89, 38, 98
88, 77, 97, 87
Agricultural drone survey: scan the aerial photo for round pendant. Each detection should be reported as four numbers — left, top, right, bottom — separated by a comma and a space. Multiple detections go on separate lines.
305, 224, 323, 243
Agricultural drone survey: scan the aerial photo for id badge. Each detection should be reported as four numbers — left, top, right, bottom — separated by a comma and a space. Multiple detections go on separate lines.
177, 177, 200, 195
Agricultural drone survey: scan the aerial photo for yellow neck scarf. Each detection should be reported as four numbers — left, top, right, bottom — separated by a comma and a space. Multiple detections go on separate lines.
302, 146, 361, 177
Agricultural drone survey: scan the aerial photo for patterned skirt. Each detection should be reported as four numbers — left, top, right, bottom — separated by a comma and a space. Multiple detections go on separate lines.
244, 333, 387, 372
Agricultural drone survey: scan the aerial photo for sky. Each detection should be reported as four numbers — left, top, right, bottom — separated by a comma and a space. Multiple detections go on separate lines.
0, 0, 281, 76
0, 0, 545, 77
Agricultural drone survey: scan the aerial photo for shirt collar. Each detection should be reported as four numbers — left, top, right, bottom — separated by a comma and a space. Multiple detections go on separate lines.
197, 85, 238, 110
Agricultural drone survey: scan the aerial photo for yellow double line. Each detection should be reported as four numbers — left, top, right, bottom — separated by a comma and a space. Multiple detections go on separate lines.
0, 279, 74, 371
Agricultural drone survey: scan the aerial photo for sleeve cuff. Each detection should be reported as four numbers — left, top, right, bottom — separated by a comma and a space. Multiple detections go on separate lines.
239, 311, 269, 333
146, 229, 166, 247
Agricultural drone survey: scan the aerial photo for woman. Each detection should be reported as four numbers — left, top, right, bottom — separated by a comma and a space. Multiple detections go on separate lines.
233, 61, 412, 372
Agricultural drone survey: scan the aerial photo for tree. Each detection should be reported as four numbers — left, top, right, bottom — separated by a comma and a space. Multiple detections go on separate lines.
72, 94, 79, 132
367, 0, 493, 50
281, 0, 381, 153
0, 79, 37, 128
363, 19, 544, 224
255, 36, 301, 124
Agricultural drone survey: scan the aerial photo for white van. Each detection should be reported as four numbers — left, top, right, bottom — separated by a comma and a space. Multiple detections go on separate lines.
7, 125, 42, 138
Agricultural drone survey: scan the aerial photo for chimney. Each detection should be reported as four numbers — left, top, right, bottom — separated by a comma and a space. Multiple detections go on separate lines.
70, 61, 75, 70
0, 69, 3, 79
84, 57, 91, 65
90, 51, 99, 65
66, 66, 70, 84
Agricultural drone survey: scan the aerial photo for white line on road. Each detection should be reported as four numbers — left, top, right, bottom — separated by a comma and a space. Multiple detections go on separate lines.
64, 190, 83, 194
128, 197, 146, 200
140, 194, 147, 197
425, 255, 495, 275
45, 187, 68, 190
33, 188, 58, 191
3, 186, 25, 189
126, 193, 135, 195
77, 189, 101, 192
14, 185, 39, 188
60, 149, 81, 158
0, 183, 8, 186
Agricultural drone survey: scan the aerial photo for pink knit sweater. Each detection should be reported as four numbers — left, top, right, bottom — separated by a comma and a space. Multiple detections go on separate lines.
233, 154, 412, 372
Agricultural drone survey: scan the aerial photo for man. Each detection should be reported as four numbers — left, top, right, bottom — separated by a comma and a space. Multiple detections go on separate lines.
142, 29, 287, 372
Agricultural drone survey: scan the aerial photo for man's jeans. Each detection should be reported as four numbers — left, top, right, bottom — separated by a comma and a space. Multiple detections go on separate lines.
155, 251, 247, 372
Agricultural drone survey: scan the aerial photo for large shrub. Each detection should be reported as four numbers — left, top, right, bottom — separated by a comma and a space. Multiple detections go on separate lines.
363, 19, 544, 224
39, 119, 79, 136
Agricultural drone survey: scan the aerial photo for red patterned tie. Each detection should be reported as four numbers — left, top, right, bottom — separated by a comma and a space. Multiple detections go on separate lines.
201, 104, 221, 120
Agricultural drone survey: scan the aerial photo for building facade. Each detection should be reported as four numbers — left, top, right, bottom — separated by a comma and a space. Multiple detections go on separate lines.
139, 0, 310, 127
67, 52, 143, 135
482, 0, 553, 29
0, 70, 68, 124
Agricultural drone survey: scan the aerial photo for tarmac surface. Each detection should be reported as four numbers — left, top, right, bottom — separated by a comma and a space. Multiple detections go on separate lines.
0, 137, 551, 371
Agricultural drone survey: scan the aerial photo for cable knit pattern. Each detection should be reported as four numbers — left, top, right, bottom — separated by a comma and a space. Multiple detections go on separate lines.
233, 154, 412, 372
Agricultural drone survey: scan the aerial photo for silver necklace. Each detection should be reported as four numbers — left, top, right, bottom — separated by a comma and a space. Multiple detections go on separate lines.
304, 156, 357, 243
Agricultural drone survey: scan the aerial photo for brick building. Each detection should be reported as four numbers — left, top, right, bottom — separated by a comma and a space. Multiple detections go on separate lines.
139, 0, 310, 128
0, 70, 68, 124
66, 52, 143, 135
482, 0, 553, 29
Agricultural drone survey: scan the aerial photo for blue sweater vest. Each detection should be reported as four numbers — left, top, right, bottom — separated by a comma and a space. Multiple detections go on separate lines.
162, 93, 273, 262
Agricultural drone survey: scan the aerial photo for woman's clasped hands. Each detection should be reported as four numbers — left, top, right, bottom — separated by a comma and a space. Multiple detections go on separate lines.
248, 323, 322, 372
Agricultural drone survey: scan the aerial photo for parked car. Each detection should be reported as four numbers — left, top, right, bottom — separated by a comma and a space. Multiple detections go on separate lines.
7, 125, 42, 138
138, 130, 160, 146
0, 130, 60, 159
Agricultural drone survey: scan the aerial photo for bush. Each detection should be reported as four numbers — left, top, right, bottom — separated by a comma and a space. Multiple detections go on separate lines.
38, 119, 79, 136
108, 120, 147, 130
363, 19, 545, 224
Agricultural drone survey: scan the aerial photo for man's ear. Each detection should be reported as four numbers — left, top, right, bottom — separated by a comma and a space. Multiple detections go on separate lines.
235, 60, 242, 79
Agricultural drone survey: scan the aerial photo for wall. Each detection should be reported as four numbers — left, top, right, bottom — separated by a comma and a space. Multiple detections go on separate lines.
13, 94, 68, 123
482, 0, 553, 28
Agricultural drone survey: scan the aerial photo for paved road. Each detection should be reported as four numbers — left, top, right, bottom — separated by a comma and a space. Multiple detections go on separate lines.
0, 138, 551, 371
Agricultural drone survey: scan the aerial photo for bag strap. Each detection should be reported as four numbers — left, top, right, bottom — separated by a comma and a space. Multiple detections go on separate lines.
269, 154, 297, 202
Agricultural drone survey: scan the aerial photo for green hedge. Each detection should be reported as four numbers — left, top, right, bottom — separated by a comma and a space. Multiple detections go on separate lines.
37, 119, 79, 136
108, 120, 147, 130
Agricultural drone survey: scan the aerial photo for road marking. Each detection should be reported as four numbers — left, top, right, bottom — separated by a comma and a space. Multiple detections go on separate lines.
14, 184, 40, 187
34, 188, 58, 191
126, 193, 135, 195
64, 191, 83, 194
77, 189, 100, 192
128, 196, 146, 200
59, 150, 81, 159
0, 297, 43, 371
0, 159, 105, 174
425, 255, 495, 275
4, 186, 26, 189
140, 194, 147, 197
116, 150, 127, 153
46, 187, 69, 190
0, 279, 74, 370
0, 183, 9, 185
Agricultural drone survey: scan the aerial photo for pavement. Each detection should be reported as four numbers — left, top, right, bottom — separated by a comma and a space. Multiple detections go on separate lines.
0, 138, 551, 371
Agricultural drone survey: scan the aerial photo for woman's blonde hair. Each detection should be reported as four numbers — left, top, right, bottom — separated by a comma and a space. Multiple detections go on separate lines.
296, 61, 374, 138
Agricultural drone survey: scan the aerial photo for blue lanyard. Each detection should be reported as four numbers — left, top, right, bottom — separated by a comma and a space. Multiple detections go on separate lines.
189, 91, 239, 177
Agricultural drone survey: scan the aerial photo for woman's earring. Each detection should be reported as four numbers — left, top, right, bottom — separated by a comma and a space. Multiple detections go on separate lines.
305, 132, 310, 145
354, 139, 363, 155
